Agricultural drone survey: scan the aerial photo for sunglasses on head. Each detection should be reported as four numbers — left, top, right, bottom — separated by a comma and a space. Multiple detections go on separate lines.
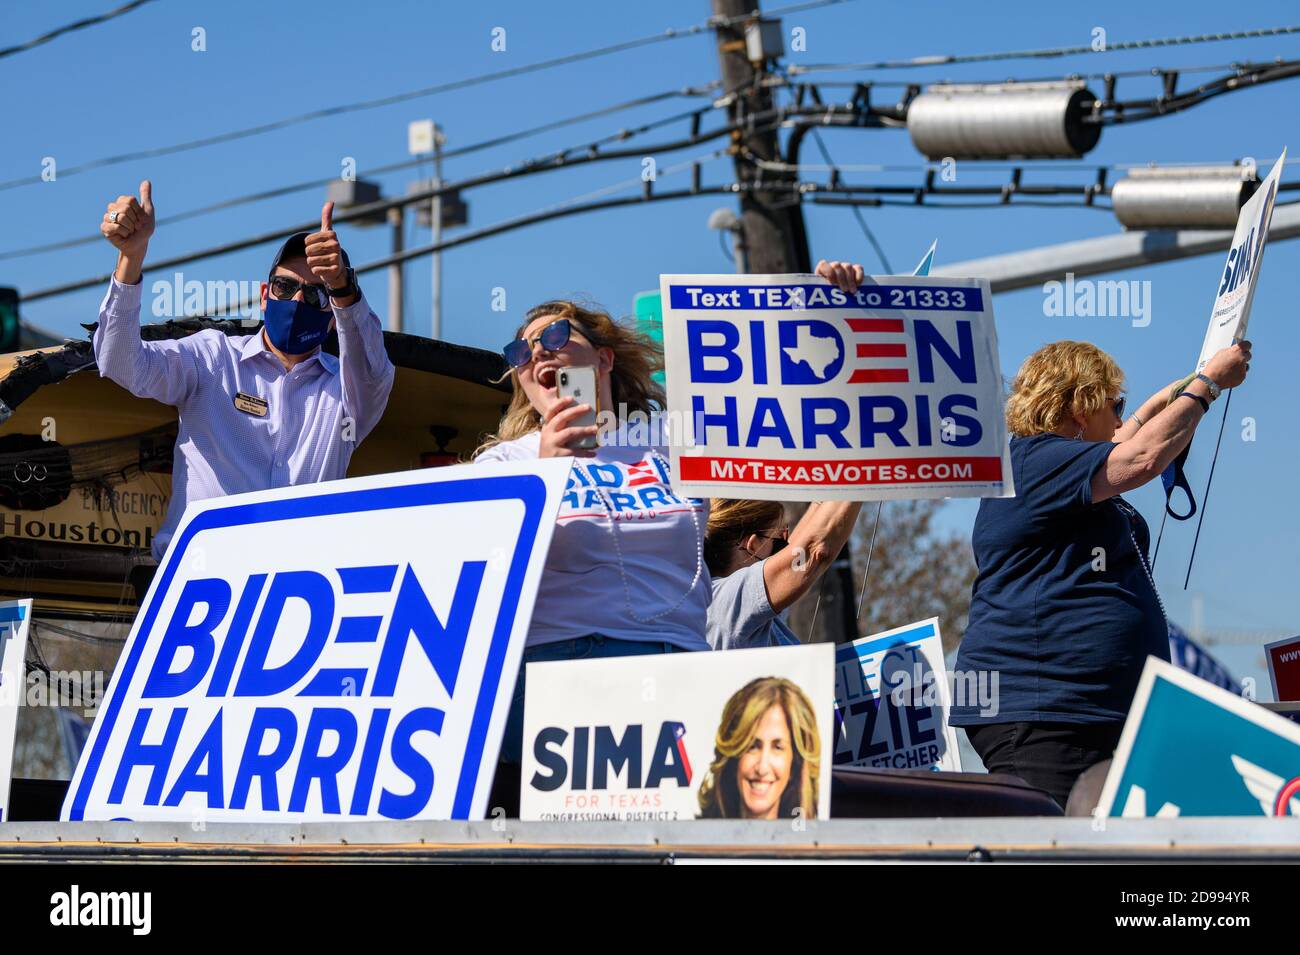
269, 275, 331, 310
503, 318, 572, 369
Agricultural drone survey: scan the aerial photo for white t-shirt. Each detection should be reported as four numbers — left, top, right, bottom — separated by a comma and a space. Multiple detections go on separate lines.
476, 426, 711, 651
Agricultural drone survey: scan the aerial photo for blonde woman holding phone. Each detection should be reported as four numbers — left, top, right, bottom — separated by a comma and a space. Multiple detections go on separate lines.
477, 260, 864, 811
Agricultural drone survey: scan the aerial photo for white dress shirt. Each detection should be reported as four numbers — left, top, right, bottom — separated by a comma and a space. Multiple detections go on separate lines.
93, 277, 396, 558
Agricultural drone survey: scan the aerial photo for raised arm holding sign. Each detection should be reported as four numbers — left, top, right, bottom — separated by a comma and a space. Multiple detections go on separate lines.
660, 271, 1013, 503
1171, 148, 1285, 585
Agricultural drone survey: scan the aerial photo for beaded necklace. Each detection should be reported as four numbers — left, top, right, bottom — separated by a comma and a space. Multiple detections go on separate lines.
585, 448, 705, 625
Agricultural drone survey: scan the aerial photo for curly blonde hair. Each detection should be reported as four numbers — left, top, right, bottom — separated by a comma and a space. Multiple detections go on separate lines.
475, 299, 665, 455
696, 677, 821, 820
1004, 340, 1125, 437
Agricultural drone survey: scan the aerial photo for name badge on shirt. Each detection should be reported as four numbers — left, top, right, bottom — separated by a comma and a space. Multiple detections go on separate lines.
233, 392, 269, 417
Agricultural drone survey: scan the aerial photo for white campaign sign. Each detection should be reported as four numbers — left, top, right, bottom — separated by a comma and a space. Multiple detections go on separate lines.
521, 644, 835, 821
833, 617, 962, 772
661, 273, 1012, 501
0, 599, 32, 822
62, 460, 570, 823
1196, 150, 1287, 373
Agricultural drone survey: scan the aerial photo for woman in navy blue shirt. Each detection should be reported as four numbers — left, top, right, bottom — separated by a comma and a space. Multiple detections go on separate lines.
952, 339, 1251, 808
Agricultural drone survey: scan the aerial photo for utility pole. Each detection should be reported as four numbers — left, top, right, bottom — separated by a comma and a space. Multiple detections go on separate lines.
710, 0, 857, 645
710, 0, 810, 274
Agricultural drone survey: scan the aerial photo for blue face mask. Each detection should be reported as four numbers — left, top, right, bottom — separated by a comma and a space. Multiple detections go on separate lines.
262, 296, 333, 354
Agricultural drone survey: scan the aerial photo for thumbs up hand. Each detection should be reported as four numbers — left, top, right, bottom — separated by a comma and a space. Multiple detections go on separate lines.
305, 201, 351, 299
101, 180, 156, 258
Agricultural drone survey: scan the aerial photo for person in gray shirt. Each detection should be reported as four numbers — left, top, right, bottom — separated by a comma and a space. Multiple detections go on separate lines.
704, 498, 863, 650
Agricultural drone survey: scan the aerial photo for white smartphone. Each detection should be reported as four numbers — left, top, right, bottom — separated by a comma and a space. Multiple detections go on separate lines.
556, 364, 600, 450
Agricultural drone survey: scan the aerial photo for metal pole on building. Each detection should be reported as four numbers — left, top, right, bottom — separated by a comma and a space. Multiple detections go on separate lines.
408, 118, 447, 340
387, 205, 404, 333
431, 127, 444, 341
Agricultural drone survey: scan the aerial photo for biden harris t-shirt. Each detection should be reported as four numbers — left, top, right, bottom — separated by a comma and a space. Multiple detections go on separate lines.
475, 424, 710, 652
951, 433, 1170, 727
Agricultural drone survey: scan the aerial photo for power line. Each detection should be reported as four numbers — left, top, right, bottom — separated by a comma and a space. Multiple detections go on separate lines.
0, 0, 855, 191
0, 87, 718, 261
803, 60, 1263, 89
788, 24, 1300, 74
788, 55, 1300, 136
813, 196, 1115, 210
159, 173, 1137, 323
166, 151, 737, 319
1092, 58, 1300, 125
0, 0, 157, 61
18, 105, 842, 303
807, 127, 893, 272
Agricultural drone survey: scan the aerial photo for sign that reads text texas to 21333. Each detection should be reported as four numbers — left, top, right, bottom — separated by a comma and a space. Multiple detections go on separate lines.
661, 274, 1013, 501
62, 460, 571, 823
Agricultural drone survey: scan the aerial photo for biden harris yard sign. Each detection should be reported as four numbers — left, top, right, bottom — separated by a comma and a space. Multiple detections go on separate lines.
0, 599, 31, 822
62, 460, 570, 823
660, 274, 1012, 501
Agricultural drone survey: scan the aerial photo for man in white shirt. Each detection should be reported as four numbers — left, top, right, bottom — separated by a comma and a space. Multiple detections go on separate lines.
96, 180, 395, 561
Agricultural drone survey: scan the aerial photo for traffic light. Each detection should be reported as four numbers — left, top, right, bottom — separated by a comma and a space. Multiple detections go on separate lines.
0, 287, 19, 353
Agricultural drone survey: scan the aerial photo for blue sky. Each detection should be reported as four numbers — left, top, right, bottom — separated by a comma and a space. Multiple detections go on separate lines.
4, 0, 1299, 688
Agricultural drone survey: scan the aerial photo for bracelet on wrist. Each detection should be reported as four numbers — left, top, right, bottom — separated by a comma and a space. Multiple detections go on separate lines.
1178, 391, 1210, 415
1193, 372, 1223, 400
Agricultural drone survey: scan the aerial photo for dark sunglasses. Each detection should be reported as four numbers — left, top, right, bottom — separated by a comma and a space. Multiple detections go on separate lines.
753, 527, 790, 554
1113, 396, 1127, 420
269, 275, 331, 310
503, 319, 571, 369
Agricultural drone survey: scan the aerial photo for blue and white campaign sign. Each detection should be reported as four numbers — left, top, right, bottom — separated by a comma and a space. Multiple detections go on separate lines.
62, 460, 571, 823
833, 617, 962, 772
660, 273, 1012, 501
1097, 657, 1300, 818
0, 599, 32, 822
1167, 622, 1241, 695
520, 644, 835, 822
1196, 149, 1286, 373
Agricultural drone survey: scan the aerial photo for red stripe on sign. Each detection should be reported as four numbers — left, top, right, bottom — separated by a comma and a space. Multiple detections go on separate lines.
846, 318, 905, 333
855, 343, 908, 358
678, 455, 1004, 485
849, 368, 909, 383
